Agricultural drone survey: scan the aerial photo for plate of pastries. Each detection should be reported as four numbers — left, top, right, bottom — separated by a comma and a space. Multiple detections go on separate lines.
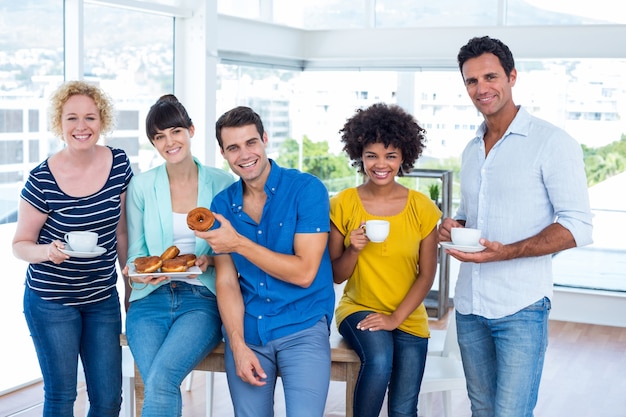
129, 245, 201, 277
128, 208, 215, 277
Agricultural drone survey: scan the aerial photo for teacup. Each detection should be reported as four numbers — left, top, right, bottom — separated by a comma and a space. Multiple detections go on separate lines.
64, 231, 98, 252
365, 220, 390, 243
451, 227, 482, 247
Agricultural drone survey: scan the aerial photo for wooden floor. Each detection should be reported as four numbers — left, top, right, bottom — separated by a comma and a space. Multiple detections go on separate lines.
2, 319, 626, 417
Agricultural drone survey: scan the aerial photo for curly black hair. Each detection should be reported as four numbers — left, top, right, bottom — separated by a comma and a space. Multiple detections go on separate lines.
339, 102, 426, 176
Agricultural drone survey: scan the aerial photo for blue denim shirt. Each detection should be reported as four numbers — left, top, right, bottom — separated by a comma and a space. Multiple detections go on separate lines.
454, 107, 593, 319
211, 160, 335, 345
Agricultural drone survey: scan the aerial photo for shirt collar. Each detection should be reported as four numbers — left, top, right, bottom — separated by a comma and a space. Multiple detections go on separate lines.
475, 105, 530, 144
264, 159, 280, 196
229, 159, 280, 214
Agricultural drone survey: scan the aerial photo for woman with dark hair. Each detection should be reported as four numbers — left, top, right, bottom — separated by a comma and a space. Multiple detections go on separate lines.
124, 95, 233, 417
329, 102, 441, 417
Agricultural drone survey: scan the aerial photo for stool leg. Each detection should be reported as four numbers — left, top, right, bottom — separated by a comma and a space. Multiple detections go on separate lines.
442, 391, 452, 417
122, 375, 135, 417
122, 346, 135, 417
184, 371, 194, 392
206, 372, 215, 417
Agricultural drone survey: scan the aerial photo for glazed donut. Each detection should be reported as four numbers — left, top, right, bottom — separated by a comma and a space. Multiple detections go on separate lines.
187, 207, 215, 231
134, 256, 163, 273
160, 245, 180, 260
177, 254, 197, 268
161, 258, 188, 273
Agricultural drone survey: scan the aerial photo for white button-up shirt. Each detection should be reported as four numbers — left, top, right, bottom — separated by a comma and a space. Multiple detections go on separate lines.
454, 107, 593, 318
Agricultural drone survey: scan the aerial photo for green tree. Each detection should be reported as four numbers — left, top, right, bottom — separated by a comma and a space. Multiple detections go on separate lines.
276, 136, 355, 193
582, 136, 626, 186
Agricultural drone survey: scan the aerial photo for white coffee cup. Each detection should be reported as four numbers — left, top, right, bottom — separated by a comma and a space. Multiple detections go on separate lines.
365, 220, 390, 243
64, 231, 98, 252
451, 227, 482, 247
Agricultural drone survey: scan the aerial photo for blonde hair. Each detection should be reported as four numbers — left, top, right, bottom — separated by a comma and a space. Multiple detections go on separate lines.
49, 80, 115, 139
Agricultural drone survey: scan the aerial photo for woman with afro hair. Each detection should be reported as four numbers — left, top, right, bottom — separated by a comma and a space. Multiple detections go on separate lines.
329, 102, 441, 417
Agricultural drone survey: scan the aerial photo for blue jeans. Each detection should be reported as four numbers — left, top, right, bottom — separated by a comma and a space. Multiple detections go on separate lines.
456, 297, 551, 417
339, 311, 428, 417
23, 285, 122, 417
224, 318, 331, 417
125, 282, 222, 417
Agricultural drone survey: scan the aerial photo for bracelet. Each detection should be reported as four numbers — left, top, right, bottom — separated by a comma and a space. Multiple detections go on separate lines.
127, 274, 148, 291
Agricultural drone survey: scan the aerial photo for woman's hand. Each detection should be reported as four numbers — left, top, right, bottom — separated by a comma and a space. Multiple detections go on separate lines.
356, 312, 399, 332
348, 223, 369, 253
47, 240, 69, 264
196, 254, 213, 272
127, 269, 169, 287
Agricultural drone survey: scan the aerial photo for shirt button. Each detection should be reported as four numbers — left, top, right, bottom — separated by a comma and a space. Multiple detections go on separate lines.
258, 230, 262, 235
260, 282, 264, 287
266, 298, 271, 302
258, 315, 263, 320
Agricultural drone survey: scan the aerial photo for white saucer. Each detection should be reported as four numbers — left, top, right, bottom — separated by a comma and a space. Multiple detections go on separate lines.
60, 246, 107, 258
439, 241, 486, 253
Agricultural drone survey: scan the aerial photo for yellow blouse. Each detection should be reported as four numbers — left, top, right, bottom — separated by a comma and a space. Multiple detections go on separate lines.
330, 187, 441, 337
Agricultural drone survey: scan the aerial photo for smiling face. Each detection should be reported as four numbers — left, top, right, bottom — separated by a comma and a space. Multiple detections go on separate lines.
151, 125, 194, 162
362, 142, 402, 185
61, 95, 102, 147
461, 52, 517, 120
220, 124, 270, 186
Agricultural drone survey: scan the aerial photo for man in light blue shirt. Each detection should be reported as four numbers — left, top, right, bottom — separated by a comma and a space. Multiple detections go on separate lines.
439, 36, 593, 417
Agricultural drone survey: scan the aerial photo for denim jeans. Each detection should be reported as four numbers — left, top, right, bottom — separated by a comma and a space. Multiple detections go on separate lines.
23, 285, 122, 417
223, 317, 331, 417
339, 311, 428, 417
456, 297, 551, 417
125, 282, 222, 417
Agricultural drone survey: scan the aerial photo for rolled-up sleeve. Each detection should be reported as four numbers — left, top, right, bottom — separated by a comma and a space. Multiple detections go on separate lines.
543, 131, 594, 247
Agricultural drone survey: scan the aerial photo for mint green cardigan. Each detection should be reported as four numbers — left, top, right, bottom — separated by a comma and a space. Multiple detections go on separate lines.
126, 158, 234, 302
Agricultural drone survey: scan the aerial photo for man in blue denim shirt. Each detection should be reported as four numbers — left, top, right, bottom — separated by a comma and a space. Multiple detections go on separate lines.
438, 36, 593, 417
197, 106, 335, 417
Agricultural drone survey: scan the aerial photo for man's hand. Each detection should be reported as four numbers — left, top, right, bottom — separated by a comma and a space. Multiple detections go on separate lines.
443, 238, 506, 263
196, 213, 242, 254
438, 217, 464, 243
233, 344, 267, 386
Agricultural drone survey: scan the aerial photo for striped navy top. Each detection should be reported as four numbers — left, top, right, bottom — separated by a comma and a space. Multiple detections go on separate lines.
21, 147, 133, 306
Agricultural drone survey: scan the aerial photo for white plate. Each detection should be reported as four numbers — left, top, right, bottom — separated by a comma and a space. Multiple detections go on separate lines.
128, 264, 202, 278
60, 246, 107, 258
439, 241, 486, 253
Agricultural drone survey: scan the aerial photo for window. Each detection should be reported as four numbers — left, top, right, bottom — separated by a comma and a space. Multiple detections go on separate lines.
0, 0, 176, 394
84, 3, 174, 172
215, 60, 626, 294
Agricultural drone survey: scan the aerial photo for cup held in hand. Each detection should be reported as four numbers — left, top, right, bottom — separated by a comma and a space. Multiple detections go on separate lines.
451, 227, 481, 247
64, 231, 98, 252
365, 220, 390, 243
